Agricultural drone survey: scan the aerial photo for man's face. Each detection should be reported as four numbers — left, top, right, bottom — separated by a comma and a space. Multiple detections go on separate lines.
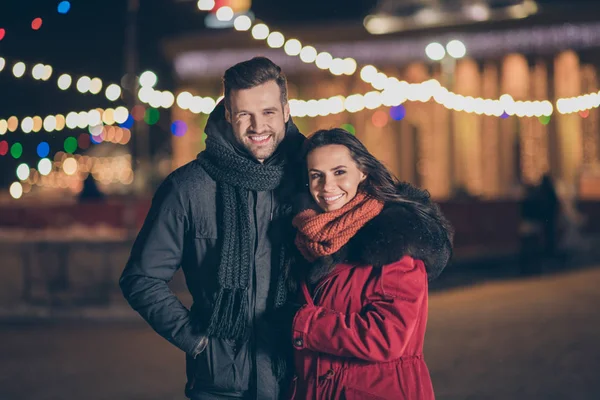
225, 80, 290, 163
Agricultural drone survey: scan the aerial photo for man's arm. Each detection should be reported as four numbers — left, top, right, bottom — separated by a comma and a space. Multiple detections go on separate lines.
119, 177, 207, 357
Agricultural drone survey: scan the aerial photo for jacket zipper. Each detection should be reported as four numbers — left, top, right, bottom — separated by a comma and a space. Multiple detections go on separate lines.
270, 191, 273, 221
312, 277, 331, 301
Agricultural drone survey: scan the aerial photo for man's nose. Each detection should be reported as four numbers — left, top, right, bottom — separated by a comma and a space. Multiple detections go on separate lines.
250, 115, 266, 133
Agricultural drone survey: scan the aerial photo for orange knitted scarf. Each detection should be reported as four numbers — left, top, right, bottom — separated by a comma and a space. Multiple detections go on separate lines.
292, 192, 385, 262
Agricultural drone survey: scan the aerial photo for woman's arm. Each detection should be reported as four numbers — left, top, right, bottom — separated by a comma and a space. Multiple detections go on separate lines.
291, 256, 427, 362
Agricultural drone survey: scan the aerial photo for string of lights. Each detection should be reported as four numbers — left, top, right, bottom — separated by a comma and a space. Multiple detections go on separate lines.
9, 153, 134, 200
0, 56, 123, 102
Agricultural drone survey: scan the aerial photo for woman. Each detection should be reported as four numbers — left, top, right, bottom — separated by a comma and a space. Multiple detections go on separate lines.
288, 128, 453, 399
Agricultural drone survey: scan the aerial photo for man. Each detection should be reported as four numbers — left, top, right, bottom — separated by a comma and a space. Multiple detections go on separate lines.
120, 57, 305, 399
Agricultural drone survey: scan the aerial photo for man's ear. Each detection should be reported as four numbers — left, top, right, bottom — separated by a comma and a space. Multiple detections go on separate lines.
284, 102, 290, 123
225, 108, 231, 124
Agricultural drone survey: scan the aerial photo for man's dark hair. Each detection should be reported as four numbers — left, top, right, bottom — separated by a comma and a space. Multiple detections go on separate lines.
223, 57, 288, 111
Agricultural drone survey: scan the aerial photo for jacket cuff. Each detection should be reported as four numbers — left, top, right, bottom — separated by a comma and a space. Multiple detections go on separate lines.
292, 305, 318, 350
192, 336, 209, 359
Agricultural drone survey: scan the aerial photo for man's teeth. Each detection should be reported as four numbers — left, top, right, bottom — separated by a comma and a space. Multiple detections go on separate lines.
249, 135, 269, 142
323, 194, 343, 201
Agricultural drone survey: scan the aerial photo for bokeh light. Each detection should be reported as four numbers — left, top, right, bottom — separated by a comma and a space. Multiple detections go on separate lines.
105, 84, 121, 101
43, 116, 57, 132
58, 74, 72, 90
89, 78, 103, 94
390, 104, 407, 121
284, 39, 302, 56
64, 137, 78, 153
139, 71, 158, 88
21, 117, 34, 134
102, 109, 115, 125
233, 15, 252, 31
13, 62, 26, 78
119, 114, 135, 129
341, 123, 356, 135
37, 142, 50, 158
0, 28, 5, 41
425, 42, 445, 61
11, 142, 23, 159
446, 40, 467, 59
299, 46, 317, 63
57, 1, 71, 14
0, 140, 8, 156
16, 163, 30, 181
38, 158, 52, 176
144, 108, 160, 125
132, 105, 146, 121
9, 182, 23, 199
62, 157, 78, 175
7, 116, 18, 132
31, 18, 43, 30
251, 24, 269, 40
171, 120, 188, 137
197, 0, 215, 11
32, 116, 43, 132
0, 120, 6, 135
371, 110, 389, 128
216, 6, 234, 22
77, 76, 91, 93
267, 32, 285, 48
539, 115, 551, 125
114, 106, 129, 124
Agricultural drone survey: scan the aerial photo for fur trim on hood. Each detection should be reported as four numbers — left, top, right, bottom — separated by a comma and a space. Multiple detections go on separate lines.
305, 182, 454, 283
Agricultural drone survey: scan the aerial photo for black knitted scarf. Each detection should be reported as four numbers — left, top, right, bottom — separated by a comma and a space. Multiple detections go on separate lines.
197, 137, 290, 344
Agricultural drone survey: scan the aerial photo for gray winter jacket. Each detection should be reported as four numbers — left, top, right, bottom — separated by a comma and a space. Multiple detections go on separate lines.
120, 102, 304, 399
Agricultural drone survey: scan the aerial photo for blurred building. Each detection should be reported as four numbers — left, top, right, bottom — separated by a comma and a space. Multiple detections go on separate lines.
163, 0, 600, 200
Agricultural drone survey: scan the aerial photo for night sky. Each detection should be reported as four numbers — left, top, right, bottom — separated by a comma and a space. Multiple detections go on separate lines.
0, 0, 588, 189
0, 0, 376, 188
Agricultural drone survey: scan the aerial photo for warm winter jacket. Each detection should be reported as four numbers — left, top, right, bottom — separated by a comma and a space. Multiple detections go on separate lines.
290, 184, 453, 399
120, 102, 304, 399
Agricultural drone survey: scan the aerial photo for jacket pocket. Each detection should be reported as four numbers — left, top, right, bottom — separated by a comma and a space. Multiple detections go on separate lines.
193, 338, 250, 392
343, 386, 389, 400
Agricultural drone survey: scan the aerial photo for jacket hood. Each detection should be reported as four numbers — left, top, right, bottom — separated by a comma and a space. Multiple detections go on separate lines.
305, 182, 454, 282
198, 100, 305, 165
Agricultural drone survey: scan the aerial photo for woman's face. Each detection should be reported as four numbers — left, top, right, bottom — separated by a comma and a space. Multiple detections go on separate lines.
306, 144, 367, 212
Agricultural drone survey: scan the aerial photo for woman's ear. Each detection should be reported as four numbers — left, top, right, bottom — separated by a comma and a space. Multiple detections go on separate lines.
360, 172, 367, 183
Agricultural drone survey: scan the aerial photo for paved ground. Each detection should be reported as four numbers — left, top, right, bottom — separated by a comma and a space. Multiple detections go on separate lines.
1, 265, 599, 400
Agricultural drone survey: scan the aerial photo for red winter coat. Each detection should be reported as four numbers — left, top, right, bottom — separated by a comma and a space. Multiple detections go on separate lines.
289, 190, 453, 400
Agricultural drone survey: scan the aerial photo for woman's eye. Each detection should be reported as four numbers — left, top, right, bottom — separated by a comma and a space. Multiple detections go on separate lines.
310, 174, 321, 180
334, 170, 346, 175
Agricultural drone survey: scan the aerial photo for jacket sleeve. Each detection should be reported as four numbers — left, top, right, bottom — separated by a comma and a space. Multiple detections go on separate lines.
291, 256, 426, 362
119, 177, 207, 357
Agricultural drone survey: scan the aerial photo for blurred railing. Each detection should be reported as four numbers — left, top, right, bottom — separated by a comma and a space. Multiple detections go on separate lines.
0, 198, 598, 308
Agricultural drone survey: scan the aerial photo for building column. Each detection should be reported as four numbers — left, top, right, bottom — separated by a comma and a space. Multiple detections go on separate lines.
481, 62, 501, 197
554, 51, 583, 186
500, 54, 529, 195
581, 64, 599, 166
453, 58, 483, 195
171, 88, 207, 171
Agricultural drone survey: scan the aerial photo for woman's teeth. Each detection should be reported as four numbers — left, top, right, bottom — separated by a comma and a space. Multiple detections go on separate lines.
323, 194, 343, 202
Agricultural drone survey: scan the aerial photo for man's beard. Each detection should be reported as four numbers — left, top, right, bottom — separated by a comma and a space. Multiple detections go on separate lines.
241, 127, 285, 161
